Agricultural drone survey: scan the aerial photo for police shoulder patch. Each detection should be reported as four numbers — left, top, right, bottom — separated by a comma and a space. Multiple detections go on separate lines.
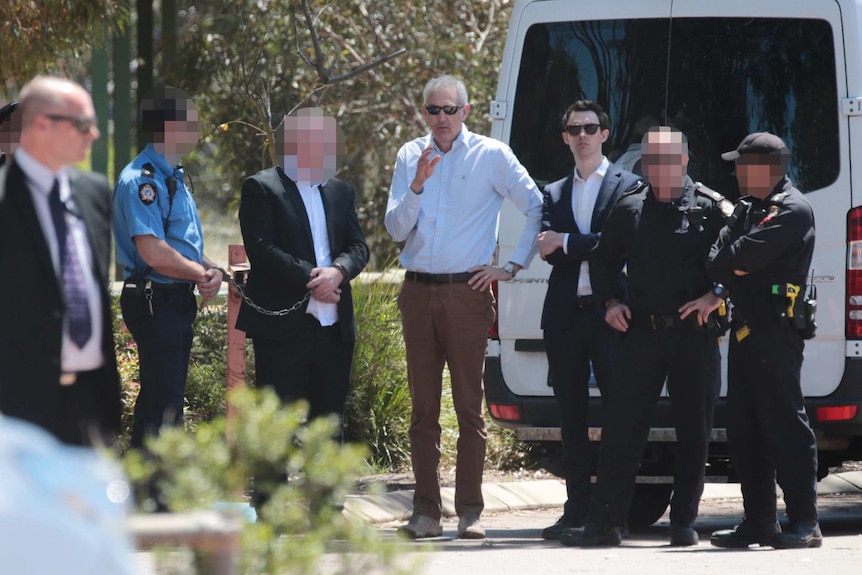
696, 182, 733, 217
139, 183, 157, 205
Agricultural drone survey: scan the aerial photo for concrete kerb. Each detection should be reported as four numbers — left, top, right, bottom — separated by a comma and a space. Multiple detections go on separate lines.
342, 472, 862, 524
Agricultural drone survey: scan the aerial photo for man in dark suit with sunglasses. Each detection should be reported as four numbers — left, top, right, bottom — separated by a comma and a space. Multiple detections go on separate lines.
536, 100, 641, 540
386, 75, 542, 540
0, 76, 121, 446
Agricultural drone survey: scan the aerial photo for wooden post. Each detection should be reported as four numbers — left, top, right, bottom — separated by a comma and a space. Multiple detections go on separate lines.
226, 245, 250, 421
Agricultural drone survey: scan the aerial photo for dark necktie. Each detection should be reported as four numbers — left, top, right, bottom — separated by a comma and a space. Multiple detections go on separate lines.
48, 180, 92, 348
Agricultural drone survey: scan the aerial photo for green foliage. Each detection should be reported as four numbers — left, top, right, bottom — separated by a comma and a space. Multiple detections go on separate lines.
0, 1, 128, 87
165, 0, 512, 267
344, 272, 412, 470
124, 387, 410, 575
185, 304, 229, 425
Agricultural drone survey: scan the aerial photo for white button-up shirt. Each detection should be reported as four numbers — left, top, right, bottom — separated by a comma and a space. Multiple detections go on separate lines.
563, 157, 608, 296
296, 180, 338, 327
13, 148, 104, 372
385, 126, 542, 273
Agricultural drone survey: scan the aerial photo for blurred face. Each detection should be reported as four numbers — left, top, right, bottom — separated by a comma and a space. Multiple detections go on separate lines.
37, 86, 100, 169
281, 109, 343, 183
162, 102, 199, 159
735, 155, 784, 199
423, 86, 469, 152
641, 129, 689, 202
562, 110, 608, 166
0, 108, 22, 155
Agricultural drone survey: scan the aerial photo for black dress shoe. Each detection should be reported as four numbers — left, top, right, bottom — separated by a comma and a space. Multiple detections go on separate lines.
710, 519, 781, 548
772, 522, 822, 549
560, 524, 622, 547
541, 516, 584, 540
669, 524, 699, 546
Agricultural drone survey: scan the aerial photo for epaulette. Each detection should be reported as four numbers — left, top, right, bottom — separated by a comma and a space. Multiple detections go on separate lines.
621, 179, 649, 198
141, 162, 156, 179
696, 181, 734, 217
770, 191, 789, 203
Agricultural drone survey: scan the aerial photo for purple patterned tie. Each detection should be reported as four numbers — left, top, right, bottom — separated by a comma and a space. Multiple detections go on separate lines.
48, 180, 92, 348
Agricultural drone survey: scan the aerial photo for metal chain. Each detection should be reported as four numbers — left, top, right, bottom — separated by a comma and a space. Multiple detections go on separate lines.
219, 268, 312, 317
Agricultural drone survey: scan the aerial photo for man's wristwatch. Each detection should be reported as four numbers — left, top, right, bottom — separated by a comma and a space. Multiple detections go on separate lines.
502, 261, 518, 278
712, 283, 728, 300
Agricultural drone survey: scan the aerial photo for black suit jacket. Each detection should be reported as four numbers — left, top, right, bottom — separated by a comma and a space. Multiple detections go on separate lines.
0, 159, 121, 437
236, 167, 368, 342
541, 163, 641, 330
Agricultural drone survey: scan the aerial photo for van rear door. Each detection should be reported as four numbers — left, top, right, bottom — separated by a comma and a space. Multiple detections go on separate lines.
491, 0, 847, 404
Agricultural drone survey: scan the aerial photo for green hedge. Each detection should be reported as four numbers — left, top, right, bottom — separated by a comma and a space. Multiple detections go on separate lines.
114, 277, 537, 471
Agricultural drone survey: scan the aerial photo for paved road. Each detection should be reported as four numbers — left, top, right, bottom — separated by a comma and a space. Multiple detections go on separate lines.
325, 491, 862, 574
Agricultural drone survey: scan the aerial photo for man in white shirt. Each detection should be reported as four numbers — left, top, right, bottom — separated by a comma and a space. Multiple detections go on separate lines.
535, 100, 640, 539
386, 75, 542, 540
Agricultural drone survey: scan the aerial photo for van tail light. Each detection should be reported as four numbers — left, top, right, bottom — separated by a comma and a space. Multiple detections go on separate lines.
846, 207, 862, 338
816, 405, 858, 422
488, 280, 500, 339
489, 403, 521, 421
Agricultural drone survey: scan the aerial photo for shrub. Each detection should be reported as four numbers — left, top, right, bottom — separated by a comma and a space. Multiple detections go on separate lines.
123, 387, 410, 575
343, 274, 412, 471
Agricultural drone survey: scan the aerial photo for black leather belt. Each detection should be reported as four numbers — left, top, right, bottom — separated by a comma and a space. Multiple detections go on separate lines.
151, 282, 195, 292
575, 295, 594, 308
405, 271, 476, 284
631, 312, 705, 331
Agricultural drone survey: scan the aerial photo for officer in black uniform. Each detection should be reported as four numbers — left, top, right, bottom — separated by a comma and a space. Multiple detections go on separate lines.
561, 126, 730, 548
708, 132, 819, 549
0, 101, 21, 168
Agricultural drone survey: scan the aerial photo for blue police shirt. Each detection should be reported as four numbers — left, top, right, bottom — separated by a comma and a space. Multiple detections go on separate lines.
113, 144, 204, 283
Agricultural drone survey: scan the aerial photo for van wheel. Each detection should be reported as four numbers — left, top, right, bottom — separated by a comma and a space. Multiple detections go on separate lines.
627, 484, 672, 531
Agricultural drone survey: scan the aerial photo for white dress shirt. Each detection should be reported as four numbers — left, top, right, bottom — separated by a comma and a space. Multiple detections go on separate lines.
385, 126, 542, 273
13, 148, 104, 371
296, 180, 338, 326
563, 157, 609, 296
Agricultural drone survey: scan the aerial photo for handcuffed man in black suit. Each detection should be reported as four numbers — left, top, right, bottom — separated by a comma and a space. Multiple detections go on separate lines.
237, 108, 368, 424
0, 76, 121, 446
536, 100, 640, 539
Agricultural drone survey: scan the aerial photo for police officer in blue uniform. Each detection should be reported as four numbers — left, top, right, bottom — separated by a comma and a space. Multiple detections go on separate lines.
708, 133, 820, 549
113, 86, 222, 449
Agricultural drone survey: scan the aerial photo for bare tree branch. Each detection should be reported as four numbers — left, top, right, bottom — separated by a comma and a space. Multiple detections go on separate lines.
327, 48, 406, 84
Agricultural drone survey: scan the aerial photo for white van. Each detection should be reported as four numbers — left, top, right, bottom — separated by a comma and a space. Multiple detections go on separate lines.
484, 0, 862, 528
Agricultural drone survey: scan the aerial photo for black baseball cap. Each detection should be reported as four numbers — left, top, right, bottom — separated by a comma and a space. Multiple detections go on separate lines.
0, 101, 19, 127
721, 132, 788, 162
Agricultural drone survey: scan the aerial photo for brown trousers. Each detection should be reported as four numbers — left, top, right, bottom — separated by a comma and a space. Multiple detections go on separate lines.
398, 280, 495, 519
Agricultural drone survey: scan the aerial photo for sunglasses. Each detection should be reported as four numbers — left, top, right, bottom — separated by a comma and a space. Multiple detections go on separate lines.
44, 114, 98, 134
425, 105, 463, 116
565, 123, 601, 136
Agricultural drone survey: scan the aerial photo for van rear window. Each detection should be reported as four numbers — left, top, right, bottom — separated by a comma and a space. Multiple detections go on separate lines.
511, 17, 838, 197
